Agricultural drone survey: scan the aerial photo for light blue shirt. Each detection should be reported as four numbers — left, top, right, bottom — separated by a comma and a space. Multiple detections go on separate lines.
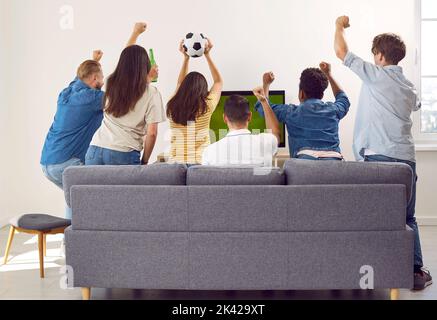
344, 52, 421, 162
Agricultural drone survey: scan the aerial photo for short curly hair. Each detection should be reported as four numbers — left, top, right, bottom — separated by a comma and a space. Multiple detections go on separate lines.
299, 68, 329, 100
372, 33, 406, 65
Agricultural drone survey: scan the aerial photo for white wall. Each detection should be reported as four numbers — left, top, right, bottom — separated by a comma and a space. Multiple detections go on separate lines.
0, 0, 12, 226
0, 0, 435, 224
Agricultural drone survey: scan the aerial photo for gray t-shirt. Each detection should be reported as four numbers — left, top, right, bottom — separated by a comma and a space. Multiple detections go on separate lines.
91, 85, 166, 152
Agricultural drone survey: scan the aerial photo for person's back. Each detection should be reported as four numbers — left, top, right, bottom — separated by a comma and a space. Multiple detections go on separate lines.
167, 38, 223, 165
168, 88, 220, 165
41, 77, 104, 166
41, 54, 105, 181
40, 51, 105, 222
256, 66, 350, 160
202, 94, 279, 166
87, 25, 166, 166
344, 51, 419, 160
92, 84, 164, 153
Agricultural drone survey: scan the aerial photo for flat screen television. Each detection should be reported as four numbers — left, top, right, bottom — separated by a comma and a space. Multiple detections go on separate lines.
209, 91, 286, 148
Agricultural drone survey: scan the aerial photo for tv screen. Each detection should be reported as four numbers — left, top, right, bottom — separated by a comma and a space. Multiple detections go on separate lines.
209, 91, 286, 148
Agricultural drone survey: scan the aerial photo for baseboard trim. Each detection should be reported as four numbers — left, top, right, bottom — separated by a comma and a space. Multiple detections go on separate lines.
417, 216, 437, 226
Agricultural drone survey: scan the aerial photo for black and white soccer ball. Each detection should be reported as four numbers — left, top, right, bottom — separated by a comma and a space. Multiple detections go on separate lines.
183, 32, 207, 58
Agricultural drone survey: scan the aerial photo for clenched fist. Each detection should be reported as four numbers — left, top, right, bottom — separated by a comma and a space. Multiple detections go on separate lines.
253, 86, 267, 102
263, 72, 275, 86
336, 16, 350, 29
93, 50, 103, 62
148, 65, 159, 83
134, 22, 147, 35
319, 62, 331, 76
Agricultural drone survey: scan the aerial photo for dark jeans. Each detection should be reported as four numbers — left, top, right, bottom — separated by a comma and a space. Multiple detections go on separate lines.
297, 155, 343, 161
365, 154, 423, 268
85, 145, 141, 166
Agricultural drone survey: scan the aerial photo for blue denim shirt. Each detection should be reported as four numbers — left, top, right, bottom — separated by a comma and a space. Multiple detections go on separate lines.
255, 92, 350, 158
344, 52, 421, 162
41, 78, 104, 165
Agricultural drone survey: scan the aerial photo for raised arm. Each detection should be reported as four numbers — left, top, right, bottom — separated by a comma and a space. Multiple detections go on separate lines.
319, 62, 343, 96
263, 72, 275, 100
320, 62, 350, 119
204, 39, 223, 95
126, 22, 147, 47
176, 40, 190, 90
253, 87, 281, 144
334, 16, 350, 61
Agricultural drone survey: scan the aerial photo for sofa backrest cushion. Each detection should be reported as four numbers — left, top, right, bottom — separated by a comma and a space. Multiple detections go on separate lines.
284, 159, 413, 201
187, 166, 285, 185
63, 164, 187, 207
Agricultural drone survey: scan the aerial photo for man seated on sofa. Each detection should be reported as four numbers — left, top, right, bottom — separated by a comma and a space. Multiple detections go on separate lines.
202, 88, 280, 166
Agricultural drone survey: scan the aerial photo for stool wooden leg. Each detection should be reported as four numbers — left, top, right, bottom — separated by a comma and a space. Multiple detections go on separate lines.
43, 234, 47, 257
3, 226, 15, 265
82, 287, 91, 300
38, 232, 44, 278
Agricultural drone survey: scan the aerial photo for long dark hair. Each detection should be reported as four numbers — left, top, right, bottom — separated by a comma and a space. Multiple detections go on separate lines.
167, 72, 209, 126
105, 45, 151, 118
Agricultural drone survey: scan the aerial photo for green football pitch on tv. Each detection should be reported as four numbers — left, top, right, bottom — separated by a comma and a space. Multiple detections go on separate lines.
209, 91, 286, 147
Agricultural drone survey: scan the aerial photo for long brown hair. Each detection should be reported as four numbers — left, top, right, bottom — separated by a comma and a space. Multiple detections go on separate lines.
167, 72, 209, 126
105, 45, 151, 118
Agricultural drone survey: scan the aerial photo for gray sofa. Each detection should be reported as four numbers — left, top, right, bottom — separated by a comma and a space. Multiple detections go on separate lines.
63, 159, 414, 300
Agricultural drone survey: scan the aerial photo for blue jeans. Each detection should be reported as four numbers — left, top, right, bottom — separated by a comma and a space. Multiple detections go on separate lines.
85, 145, 141, 166
41, 158, 83, 219
365, 155, 423, 268
297, 155, 343, 161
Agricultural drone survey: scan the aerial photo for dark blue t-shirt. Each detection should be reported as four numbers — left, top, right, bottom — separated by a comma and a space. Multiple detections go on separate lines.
41, 78, 104, 165
255, 92, 350, 158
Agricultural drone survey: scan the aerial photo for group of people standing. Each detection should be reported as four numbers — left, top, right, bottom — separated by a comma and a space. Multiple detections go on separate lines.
40, 17, 432, 290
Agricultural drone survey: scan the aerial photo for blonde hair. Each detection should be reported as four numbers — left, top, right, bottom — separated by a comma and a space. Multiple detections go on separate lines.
77, 60, 101, 81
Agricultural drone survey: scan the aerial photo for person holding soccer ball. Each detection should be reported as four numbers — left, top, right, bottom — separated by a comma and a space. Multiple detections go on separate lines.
167, 38, 224, 165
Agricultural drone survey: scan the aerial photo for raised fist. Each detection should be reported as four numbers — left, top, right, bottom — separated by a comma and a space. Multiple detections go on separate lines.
134, 22, 147, 35
253, 86, 267, 102
319, 62, 331, 75
263, 72, 275, 86
93, 50, 103, 62
336, 16, 350, 29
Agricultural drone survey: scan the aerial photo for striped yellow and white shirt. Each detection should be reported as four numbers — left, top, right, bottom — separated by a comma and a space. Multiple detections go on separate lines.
169, 92, 221, 164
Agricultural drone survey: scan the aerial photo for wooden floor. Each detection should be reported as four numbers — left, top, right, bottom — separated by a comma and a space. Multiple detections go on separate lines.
0, 226, 436, 300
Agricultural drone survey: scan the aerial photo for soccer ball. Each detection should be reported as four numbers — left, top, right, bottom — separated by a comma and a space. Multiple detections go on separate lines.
183, 33, 207, 58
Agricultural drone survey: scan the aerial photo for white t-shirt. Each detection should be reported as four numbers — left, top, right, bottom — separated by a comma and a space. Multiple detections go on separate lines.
91, 85, 166, 152
201, 129, 279, 166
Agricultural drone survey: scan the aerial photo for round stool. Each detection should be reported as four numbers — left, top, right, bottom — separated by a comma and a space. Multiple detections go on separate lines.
3, 214, 71, 278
